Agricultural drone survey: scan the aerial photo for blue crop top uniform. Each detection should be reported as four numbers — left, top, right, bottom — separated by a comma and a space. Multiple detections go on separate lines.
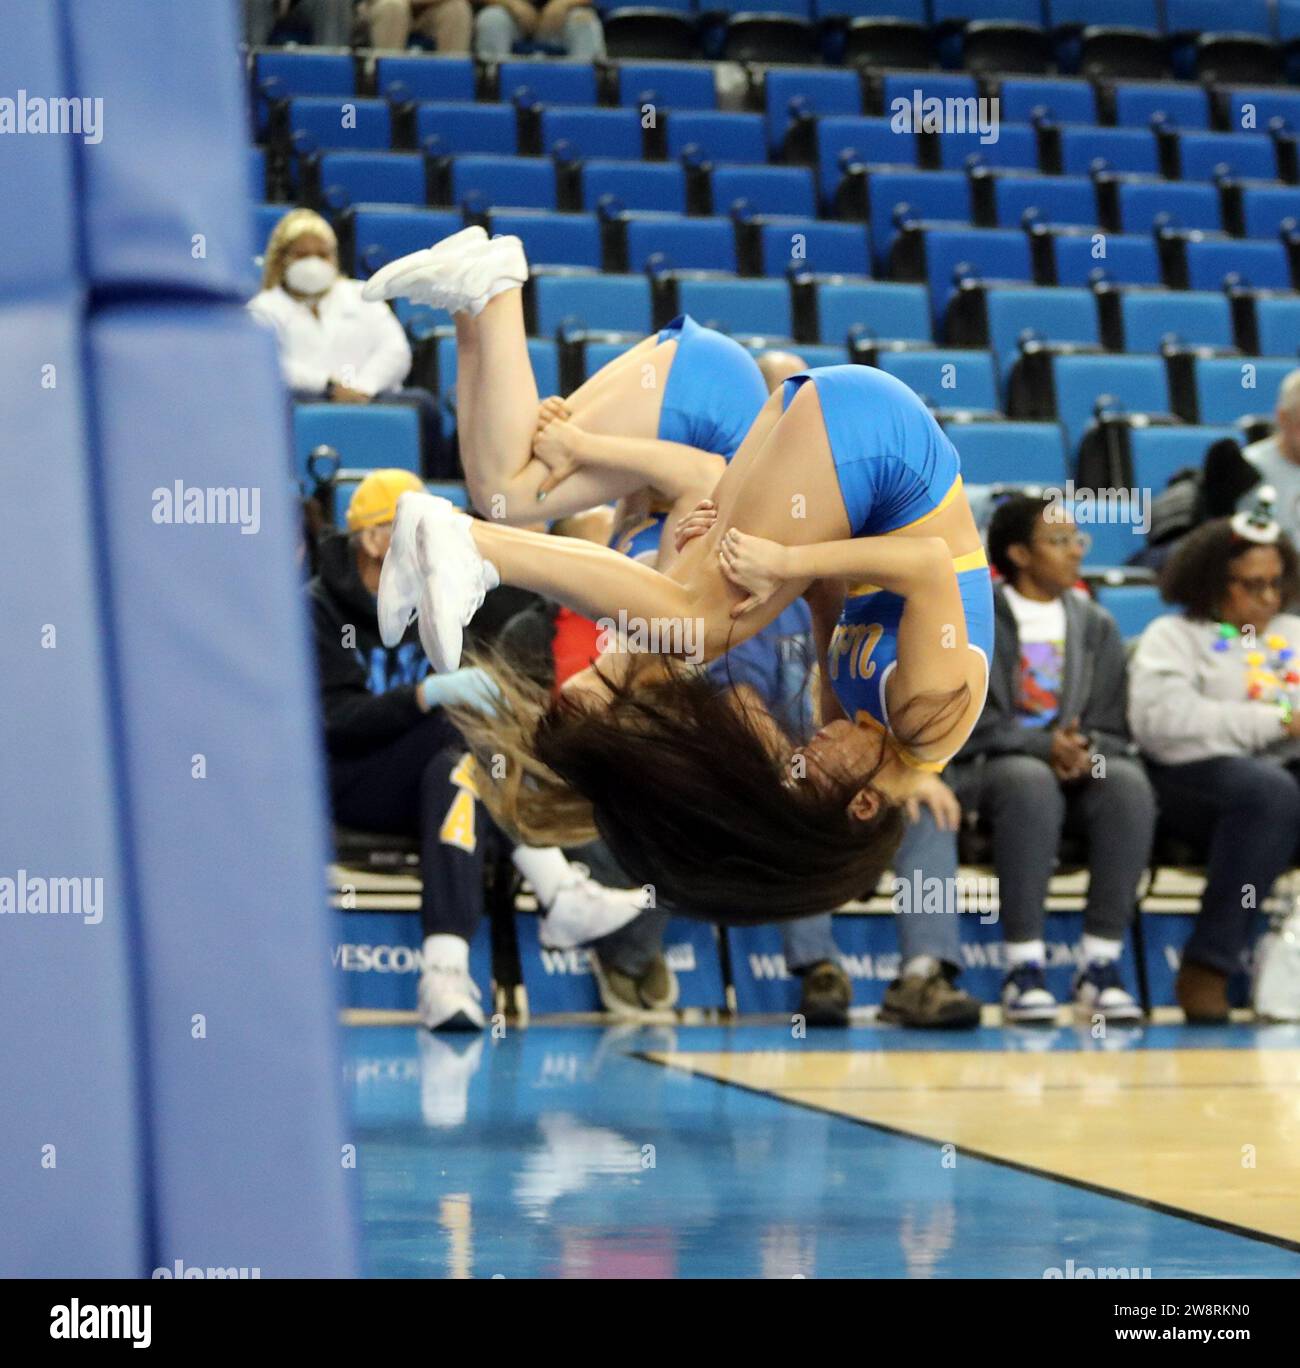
782, 365, 995, 773
609, 315, 767, 561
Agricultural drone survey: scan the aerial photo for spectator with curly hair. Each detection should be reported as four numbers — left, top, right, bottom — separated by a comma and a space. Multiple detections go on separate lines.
1129, 512, 1300, 1023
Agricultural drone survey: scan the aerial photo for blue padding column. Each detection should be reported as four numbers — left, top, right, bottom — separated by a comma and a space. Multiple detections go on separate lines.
62, 0, 257, 298
0, 0, 147, 1277
89, 303, 357, 1276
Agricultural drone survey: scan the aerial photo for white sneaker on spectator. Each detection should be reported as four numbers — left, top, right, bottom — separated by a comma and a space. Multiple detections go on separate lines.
1073, 960, 1143, 1024
1000, 963, 1059, 1025
360, 226, 486, 306
539, 864, 650, 950
392, 495, 499, 672
418, 934, 486, 1032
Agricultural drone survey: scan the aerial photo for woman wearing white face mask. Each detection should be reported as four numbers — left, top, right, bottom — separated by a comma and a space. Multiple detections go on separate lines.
249, 208, 414, 408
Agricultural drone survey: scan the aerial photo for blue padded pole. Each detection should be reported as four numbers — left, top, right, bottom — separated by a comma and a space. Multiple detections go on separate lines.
0, 0, 148, 1277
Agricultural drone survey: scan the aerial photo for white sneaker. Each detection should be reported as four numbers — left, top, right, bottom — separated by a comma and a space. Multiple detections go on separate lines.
360, 226, 487, 305
446, 234, 529, 317
539, 864, 651, 950
414, 498, 499, 672
377, 489, 442, 647
1000, 963, 1059, 1025
1073, 960, 1143, 1025
418, 963, 486, 1032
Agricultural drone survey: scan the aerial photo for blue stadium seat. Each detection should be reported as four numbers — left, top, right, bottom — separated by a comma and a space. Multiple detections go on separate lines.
760, 220, 871, 277
289, 98, 391, 152
817, 116, 917, 210
666, 111, 767, 164
534, 273, 653, 335
1193, 357, 1296, 423
489, 210, 602, 267
945, 420, 1069, 485
933, 0, 1042, 18
1185, 238, 1292, 290
877, 350, 1000, 415
253, 203, 284, 255
249, 147, 266, 200
1059, 127, 1158, 176
758, 342, 846, 367
939, 126, 1040, 172
435, 337, 559, 405
318, 152, 426, 208
712, 166, 817, 218
254, 50, 354, 132
498, 60, 598, 106
625, 214, 736, 271
351, 206, 464, 274
618, 63, 717, 110
868, 170, 972, 268
1165, 0, 1272, 36
675, 277, 793, 338
541, 108, 643, 160
765, 68, 862, 152
817, 281, 932, 342
815, 0, 927, 17
1241, 186, 1300, 239
999, 78, 1098, 126
582, 337, 637, 378
1082, 521, 1147, 569
994, 175, 1098, 229
1117, 180, 1221, 232
1051, 232, 1161, 286
417, 103, 517, 156
985, 286, 1099, 392
923, 228, 1033, 328
1047, 0, 1161, 24
1120, 290, 1234, 351
582, 160, 686, 212
1255, 297, 1300, 357
1127, 425, 1238, 491
1094, 584, 1165, 637
450, 156, 556, 209
294, 404, 420, 479
1051, 354, 1170, 453
1177, 132, 1278, 182
1113, 83, 1210, 130
374, 55, 476, 103
1226, 89, 1300, 133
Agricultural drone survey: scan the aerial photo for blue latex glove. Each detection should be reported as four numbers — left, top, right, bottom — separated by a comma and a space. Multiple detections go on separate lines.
420, 666, 501, 715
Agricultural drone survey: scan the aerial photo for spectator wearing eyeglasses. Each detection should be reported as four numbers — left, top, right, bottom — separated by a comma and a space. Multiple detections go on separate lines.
1238, 370, 1300, 546
949, 495, 1155, 1026
1129, 516, 1300, 1024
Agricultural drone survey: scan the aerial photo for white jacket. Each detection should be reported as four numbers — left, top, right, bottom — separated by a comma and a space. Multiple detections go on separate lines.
1128, 611, 1300, 766
247, 277, 412, 397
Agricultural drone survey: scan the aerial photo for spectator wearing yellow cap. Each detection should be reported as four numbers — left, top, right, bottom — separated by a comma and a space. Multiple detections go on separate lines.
309, 471, 651, 1030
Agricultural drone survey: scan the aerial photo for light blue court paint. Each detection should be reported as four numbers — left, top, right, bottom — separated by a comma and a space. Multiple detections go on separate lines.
347, 1024, 1300, 1279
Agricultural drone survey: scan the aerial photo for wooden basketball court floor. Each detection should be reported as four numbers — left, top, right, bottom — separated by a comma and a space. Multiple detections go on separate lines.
349, 1020, 1300, 1278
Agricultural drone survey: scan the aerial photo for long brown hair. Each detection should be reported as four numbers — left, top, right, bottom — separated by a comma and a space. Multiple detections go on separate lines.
447, 647, 937, 922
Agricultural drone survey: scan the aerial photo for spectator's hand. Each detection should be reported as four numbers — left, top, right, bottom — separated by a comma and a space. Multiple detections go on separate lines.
331, 382, 371, 404
673, 499, 718, 553
717, 526, 792, 617
418, 666, 502, 715
1050, 717, 1092, 781
904, 774, 961, 831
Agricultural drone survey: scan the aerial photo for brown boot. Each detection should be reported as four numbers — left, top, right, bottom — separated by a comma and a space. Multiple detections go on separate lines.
1176, 959, 1230, 1024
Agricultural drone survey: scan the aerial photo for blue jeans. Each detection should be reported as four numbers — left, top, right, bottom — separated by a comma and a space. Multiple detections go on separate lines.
893, 805, 963, 968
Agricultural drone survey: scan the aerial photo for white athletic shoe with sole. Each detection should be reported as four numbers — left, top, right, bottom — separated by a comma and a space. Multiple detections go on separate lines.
445, 234, 529, 316
411, 497, 500, 672
539, 864, 651, 950
418, 934, 487, 1032
377, 489, 441, 647
360, 226, 487, 305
